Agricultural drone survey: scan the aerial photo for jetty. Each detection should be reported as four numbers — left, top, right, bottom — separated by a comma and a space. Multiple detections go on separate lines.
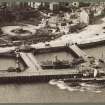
20, 52, 42, 71
0, 66, 81, 83
0, 70, 104, 83
68, 44, 88, 60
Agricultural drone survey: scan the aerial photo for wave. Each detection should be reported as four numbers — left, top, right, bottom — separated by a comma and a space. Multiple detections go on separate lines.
49, 79, 103, 93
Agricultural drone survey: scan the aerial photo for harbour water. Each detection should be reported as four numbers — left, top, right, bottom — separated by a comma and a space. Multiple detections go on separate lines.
0, 82, 105, 103
35, 51, 74, 65
0, 45, 105, 103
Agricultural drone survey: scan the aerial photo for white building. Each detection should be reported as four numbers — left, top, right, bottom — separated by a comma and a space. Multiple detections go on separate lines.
28, 2, 41, 9
49, 2, 59, 11
79, 9, 89, 25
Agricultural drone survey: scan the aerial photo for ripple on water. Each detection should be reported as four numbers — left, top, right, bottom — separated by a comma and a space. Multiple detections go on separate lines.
49, 79, 105, 93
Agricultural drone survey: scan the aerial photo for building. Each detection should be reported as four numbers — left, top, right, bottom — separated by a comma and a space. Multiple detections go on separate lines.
79, 8, 89, 25
0, 0, 104, 10
49, 2, 59, 11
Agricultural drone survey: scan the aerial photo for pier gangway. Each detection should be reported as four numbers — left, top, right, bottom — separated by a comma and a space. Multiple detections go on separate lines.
68, 44, 88, 60
27, 53, 42, 70
20, 52, 42, 71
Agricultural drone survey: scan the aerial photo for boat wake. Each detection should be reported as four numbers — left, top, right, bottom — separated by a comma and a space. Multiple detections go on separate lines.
49, 79, 77, 91
49, 79, 104, 93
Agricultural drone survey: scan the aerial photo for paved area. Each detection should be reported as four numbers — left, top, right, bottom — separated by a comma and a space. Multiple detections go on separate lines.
1, 18, 105, 53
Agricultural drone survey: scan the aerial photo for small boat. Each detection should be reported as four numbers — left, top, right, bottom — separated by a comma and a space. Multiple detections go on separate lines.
7, 67, 22, 72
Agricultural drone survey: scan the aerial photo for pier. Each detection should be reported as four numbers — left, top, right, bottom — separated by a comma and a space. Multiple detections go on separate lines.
0, 70, 104, 83
0, 68, 80, 83
68, 44, 88, 60
20, 52, 42, 71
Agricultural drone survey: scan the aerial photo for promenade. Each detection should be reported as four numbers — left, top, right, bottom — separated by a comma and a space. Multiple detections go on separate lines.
0, 18, 105, 54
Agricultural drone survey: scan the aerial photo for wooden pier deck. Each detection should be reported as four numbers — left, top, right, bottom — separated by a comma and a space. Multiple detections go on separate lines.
20, 53, 42, 71
0, 68, 81, 83
27, 53, 42, 70
0, 69, 104, 83
68, 44, 88, 60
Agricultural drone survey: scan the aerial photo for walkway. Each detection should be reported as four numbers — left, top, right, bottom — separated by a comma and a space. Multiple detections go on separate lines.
20, 52, 42, 71
68, 44, 88, 60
